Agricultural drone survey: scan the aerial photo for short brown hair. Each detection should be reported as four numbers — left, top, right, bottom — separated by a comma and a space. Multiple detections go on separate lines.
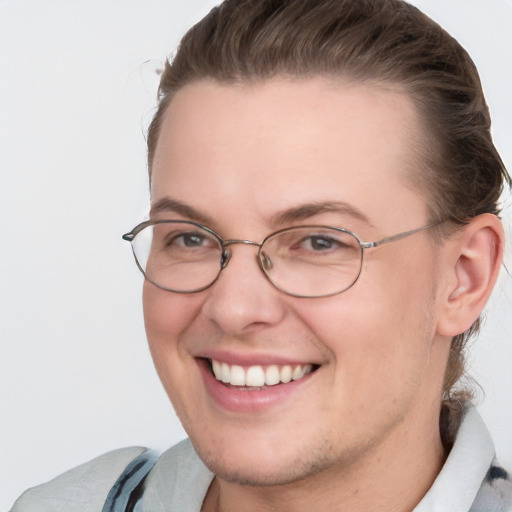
147, 0, 510, 423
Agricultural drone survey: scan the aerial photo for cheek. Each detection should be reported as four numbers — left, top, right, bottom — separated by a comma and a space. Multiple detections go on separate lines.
142, 282, 201, 367
296, 255, 438, 389
311, 300, 433, 433
142, 282, 207, 423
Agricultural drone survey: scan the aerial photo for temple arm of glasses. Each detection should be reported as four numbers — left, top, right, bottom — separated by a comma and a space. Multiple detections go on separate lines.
360, 221, 445, 249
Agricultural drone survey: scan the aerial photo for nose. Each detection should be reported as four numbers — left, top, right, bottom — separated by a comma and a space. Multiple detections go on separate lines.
202, 243, 287, 336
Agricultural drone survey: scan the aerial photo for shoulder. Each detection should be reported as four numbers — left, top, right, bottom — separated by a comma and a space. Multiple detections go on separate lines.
141, 438, 214, 512
10, 446, 148, 512
471, 461, 512, 512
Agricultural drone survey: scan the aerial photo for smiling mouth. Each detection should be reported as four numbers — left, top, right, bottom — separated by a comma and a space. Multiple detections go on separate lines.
208, 359, 318, 389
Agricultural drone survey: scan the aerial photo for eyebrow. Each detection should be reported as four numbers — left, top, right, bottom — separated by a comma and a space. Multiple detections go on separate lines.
150, 197, 214, 225
271, 201, 372, 227
150, 197, 372, 229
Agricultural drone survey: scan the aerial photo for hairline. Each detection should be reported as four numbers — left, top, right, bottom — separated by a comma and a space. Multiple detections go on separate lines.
148, 72, 447, 232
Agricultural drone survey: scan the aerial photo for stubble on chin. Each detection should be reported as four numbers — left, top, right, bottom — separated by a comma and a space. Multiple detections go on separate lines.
191, 434, 368, 488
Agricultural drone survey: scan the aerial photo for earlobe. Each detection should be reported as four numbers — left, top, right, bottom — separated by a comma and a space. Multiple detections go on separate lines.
437, 214, 504, 337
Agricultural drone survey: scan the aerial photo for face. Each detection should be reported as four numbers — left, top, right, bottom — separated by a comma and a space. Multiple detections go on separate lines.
144, 77, 451, 485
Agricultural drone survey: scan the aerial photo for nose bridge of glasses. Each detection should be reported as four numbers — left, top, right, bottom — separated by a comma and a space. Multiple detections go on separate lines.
223, 239, 262, 248
220, 239, 264, 271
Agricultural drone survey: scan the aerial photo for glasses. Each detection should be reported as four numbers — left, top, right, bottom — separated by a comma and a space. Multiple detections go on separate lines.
122, 220, 441, 298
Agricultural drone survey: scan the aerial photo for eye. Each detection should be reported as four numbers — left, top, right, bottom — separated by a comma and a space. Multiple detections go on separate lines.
268, 228, 360, 259
168, 231, 216, 249
174, 232, 208, 247
300, 234, 352, 252
302, 235, 337, 251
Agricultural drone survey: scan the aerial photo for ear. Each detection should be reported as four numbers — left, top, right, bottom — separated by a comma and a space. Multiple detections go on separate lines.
436, 213, 504, 337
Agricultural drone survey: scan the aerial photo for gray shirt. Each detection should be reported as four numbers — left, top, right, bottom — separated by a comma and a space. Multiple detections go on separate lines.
11, 405, 512, 511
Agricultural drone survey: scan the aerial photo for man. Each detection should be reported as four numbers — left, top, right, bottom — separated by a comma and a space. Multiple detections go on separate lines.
12, 0, 511, 511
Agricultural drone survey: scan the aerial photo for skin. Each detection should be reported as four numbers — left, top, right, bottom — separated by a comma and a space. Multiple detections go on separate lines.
143, 77, 493, 511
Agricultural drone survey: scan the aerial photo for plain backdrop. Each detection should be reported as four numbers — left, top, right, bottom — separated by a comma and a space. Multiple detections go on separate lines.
1, 1, 511, 509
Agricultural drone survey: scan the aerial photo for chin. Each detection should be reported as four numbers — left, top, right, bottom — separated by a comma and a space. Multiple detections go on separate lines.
189, 432, 346, 487
200, 452, 320, 487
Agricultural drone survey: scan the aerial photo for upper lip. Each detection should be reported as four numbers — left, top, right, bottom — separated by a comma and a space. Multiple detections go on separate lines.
196, 349, 322, 367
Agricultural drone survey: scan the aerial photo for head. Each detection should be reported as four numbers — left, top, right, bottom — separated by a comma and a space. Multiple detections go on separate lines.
139, 0, 508, 490
146, 0, 509, 412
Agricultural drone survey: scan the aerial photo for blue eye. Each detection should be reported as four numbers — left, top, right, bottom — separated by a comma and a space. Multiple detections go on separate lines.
300, 235, 350, 252
179, 233, 207, 247
305, 236, 336, 251
163, 230, 216, 250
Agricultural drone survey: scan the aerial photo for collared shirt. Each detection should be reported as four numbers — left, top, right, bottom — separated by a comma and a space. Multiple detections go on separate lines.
11, 405, 512, 512
415, 405, 511, 512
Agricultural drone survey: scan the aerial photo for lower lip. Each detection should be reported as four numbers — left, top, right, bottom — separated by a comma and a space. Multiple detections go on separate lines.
198, 359, 315, 413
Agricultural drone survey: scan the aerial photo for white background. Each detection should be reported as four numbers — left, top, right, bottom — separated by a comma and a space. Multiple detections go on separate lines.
1, 1, 511, 509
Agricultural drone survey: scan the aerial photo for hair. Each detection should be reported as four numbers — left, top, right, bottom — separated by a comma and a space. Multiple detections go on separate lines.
146, 0, 510, 440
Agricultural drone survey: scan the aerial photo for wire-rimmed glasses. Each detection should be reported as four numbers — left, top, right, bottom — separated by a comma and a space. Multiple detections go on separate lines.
122, 220, 441, 298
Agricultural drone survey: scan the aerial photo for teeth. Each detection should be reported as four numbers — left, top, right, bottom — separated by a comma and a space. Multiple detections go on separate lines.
280, 365, 292, 383
212, 359, 221, 379
265, 365, 280, 386
292, 365, 306, 380
230, 365, 245, 386
210, 359, 314, 387
221, 362, 231, 384
246, 366, 265, 387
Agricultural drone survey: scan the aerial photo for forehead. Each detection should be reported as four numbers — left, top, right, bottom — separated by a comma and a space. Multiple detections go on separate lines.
151, 77, 429, 231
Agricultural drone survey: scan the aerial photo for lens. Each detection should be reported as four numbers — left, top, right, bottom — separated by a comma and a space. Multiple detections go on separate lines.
261, 226, 363, 297
131, 221, 223, 292
128, 222, 363, 297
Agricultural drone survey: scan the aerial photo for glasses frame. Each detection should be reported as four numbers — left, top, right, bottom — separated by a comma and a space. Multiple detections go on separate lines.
122, 219, 443, 298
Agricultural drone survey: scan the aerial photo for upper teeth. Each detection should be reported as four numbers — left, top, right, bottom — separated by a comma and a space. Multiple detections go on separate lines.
211, 359, 313, 387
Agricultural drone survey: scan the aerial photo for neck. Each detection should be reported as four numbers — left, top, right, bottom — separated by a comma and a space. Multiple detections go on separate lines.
202, 407, 447, 512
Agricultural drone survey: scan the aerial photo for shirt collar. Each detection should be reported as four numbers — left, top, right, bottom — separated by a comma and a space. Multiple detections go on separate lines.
414, 404, 495, 512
